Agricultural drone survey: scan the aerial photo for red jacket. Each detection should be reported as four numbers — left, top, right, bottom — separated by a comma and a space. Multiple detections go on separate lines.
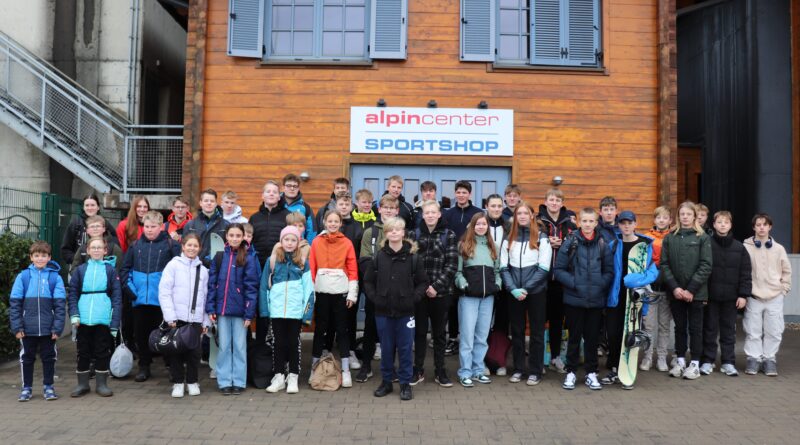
164, 211, 194, 238
116, 217, 143, 253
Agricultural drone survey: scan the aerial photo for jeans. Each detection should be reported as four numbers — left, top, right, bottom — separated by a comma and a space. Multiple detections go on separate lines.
414, 295, 450, 372
702, 300, 738, 365
671, 299, 704, 359
508, 290, 546, 377
216, 315, 248, 388
376, 315, 414, 384
76, 324, 113, 372
457, 296, 494, 379
20, 336, 57, 388
564, 305, 603, 375
743, 295, 784, 361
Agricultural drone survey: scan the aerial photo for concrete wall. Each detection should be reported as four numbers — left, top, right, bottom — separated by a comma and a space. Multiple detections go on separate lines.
786, 255, 800, 322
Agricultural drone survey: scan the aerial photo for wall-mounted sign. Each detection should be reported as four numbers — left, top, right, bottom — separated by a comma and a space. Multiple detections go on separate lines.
350, 107, 514, 156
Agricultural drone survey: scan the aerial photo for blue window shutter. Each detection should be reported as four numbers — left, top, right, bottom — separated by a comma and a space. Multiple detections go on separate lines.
370, 0, 408, 59
227, 0, 264, 58
565, 0, 600, 66
460, 0, 495, 62
530, 0, 564, 66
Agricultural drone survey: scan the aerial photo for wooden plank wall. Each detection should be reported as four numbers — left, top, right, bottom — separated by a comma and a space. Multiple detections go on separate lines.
189, 0, 665, 226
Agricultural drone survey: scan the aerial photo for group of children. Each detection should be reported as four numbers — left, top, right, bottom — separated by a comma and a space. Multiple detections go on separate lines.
10, 177, 792, 402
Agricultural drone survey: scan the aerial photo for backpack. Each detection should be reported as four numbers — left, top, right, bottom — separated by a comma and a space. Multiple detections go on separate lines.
20, 269, 60, 297
310, 353, 342, 391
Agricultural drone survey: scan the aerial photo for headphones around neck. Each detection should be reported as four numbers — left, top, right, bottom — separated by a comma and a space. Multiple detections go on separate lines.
753, 237, 773, 249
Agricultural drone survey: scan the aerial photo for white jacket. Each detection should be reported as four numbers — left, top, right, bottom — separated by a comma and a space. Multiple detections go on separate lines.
158, 254, 211, 326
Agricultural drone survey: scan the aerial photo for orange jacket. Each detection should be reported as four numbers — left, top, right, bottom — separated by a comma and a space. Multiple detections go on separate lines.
645, 227, 670, 266
309, 231, 358, 282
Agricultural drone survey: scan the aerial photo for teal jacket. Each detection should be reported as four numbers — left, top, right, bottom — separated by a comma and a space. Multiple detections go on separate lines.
68, 259, 122, 328
660, 228, 713, 301
258, 253, 314, 323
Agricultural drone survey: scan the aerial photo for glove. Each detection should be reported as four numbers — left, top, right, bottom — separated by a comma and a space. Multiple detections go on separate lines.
110, 329, 118, 338
511, 289, 526, 299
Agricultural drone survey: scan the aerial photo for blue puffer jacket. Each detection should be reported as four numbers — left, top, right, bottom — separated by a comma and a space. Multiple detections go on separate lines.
120, 231, 180, 307
283, 192, 318, 242
68, 259, 122, 328
554, 231, 614, 308
607, 233, 660, 308
9, 261, 67, 336
258, 252, 314, 321
206, 245, 260, 320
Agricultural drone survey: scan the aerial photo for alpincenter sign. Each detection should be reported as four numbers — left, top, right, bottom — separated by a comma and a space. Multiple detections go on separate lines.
350, 107, 514, 156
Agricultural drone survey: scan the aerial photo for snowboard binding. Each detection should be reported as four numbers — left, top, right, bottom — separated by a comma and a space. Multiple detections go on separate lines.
624, 330, 652, 351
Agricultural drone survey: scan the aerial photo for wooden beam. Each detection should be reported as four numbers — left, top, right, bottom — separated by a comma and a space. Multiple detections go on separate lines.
792, 0, 800, 252
657, 0, 676, 207
182, 0, 208, 206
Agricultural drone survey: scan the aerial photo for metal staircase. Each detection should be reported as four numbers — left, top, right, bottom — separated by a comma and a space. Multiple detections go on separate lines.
0, 30, 182, 195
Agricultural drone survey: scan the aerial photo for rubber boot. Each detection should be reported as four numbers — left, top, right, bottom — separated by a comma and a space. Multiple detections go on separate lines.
95, 371, 114, 397
134, 365, 151, 382
70, 371, 91, 398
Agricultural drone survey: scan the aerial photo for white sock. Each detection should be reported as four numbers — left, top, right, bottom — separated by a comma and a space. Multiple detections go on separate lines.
677, 357, 686, 367
690, 360, 699, 367
342, 358, 349, 370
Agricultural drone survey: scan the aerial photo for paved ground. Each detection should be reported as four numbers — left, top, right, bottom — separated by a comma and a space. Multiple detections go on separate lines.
0, 326, 798, 445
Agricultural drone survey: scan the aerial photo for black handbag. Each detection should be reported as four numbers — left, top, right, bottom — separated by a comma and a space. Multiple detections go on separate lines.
149, 265, 203, 355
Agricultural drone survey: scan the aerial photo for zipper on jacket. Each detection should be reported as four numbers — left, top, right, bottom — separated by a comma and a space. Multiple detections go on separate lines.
284, 273, 289, 318
37, 270, 42, 335
482, 265, 486, 297
221, 251, 234, 315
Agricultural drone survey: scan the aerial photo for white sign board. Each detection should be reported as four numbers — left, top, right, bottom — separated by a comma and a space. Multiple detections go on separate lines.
350, 107, 514, 156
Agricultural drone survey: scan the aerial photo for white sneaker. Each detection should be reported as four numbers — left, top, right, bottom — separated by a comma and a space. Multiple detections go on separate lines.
286, 373, 299, 393
656, 356, 669, 372
682, 363, 701, 380
267, 374, 286, 393
562, 372, 576, 390
639, 357, 652, 371
171, 383, 185, 398
187, 383, 201, 396
483, 367, 491, 377
585, 372, 602, 390
699, 363, 714, 375
509, 372, 523, 383
496, 367, 507, 376
550, 356, 566, 374
720, 364, 739, 376
349, 351, 361, 370
373, 344, 382, 361
342, 370, 353, 388
209, 369, 217, 379
669, 363, 685, 378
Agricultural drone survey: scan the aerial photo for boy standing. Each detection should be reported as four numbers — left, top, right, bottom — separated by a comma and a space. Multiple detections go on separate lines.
183, 189, 230, 265
702, 211, 751, 376
538, 188, 577, 373
554, 208, 614, 390
9, 241, 66, 401
502, 184, 522, 220
742, 213, 792, 376
164, 196, 194, 241
352, 189, 377, 231
598, 196, 620, 250
641, 206, 674, 371
282, 174, 316, 241
316, 177, 351, 230
373, 175, 415, 230
221, 191, 248, 224
414, 181, 439, 228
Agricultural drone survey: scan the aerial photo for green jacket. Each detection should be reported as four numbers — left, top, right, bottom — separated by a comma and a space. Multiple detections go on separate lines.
660, 228, 713, 301
455, 236, 502, 294
359, 223, 385, 259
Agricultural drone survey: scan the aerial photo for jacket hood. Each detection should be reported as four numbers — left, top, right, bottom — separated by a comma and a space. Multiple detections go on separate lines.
577, 230, 600, 244
87, 257, 116, 268
538, 204, 572, 226
321, 231, 346, 242
488, 214, 507, 226
224, 205, 243, 219
712, 231, 734, 247
281, 191, 305, 206
420, 217, 447, 235
381, 239, 418, 256
29, 260, 62, 273
138, 230, 170, 243
258, 197, 287, 214
198, 206, 224, 222
176, 253, 204, 267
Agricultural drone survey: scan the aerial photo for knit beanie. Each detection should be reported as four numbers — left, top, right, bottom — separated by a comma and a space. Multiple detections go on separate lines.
280, 225, 302, 242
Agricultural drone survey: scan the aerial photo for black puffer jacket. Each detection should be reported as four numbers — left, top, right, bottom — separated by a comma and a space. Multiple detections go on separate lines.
708, 232, 752, 301
182, 206, 229, 263
538, 205, 577, 277
250, 199, 290, 267
363, 241, 428, 318
554, 231, 614, 308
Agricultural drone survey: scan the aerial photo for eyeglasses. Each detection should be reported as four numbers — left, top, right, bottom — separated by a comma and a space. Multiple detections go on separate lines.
88, 246, 105, 251
87, 224, 104, 229
284, 184, 299, 189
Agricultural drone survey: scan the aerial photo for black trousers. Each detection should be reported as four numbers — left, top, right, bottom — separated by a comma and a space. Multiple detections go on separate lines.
448, 295, 459, 340
361, 298, 379, 369
312, 293, 350, 358
564, 305, 603, 375
605, 291, 628, 370
414, 295, 450, 371
702, 300, 738, 365
121, 288, 136, 350
508, 290, 546, 377
492, 290, 510, 335
346, 293, 360, 352
272, 318, 302, 374
546, 280, 565, 358
133, 305, 163, 366
671, 299, 705, 359
20, 336, 56, 388
76, 324, 113, 372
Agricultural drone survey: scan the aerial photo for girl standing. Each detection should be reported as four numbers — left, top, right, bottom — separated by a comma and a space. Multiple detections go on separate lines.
500, 202, 552, 386
61, 194, 118, 266
454, 213, 501, 387
116, 196, 151, 253
206, 223, 260, 395
309, 210, 359, 387
660, 201, 712, 380
262, 226, 314, 394
158, 234, 211, 398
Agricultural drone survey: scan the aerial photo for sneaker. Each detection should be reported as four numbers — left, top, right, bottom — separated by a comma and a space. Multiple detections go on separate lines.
187, 383, 201, 396
373, 344, 382, 361
209, 369, 217, 379
18, 387, 32, 402
526, 375, 541, 386
342, 370, 353, 388
410, 368, 424, 386
656, 356, 669, 372
763, 360, 778, 376
669, 363, 685, 378
172, 383, 185, 398
474, 374, 491, 384
496, 367, 507, 376
220, 386, 233, 396
435, 370, 453, 387
600, 371, 618, 385
444, 339, 458, 356
585, 373, 602, 390
562, 372, 576, 390
355, 367, 373, 383
266, 374, 286, 393
349, 351, 361, 370
745, 357, 760, 375
720, 363, 739, 376
700, 363, 714, 375
483, 367, 491, 377
286, 373, 299, 394
550, 357, 566, 374
639, 357, 652, 371
682, 362, 701, 380
43, 385, 59, 401
459, 377, 474, 388
509, 372, 523, 383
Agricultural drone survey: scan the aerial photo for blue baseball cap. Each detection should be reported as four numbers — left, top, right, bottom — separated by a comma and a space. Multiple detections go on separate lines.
618, 211, 637, 222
